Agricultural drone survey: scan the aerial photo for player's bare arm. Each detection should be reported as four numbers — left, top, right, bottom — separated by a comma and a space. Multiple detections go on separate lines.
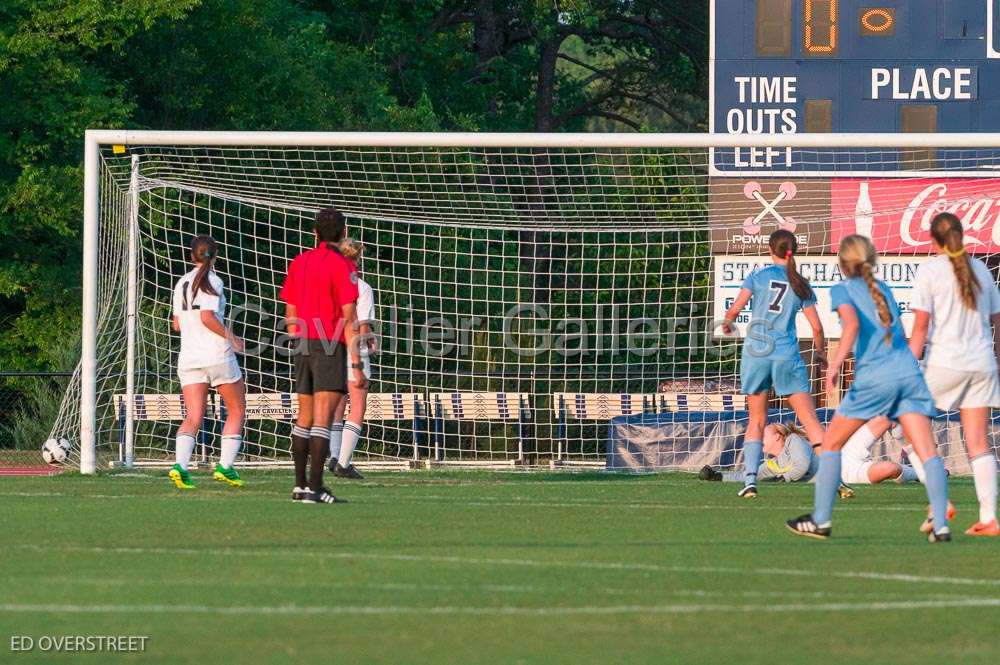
722, 287, 752, 334
827, 303, 859, 398
341, 301, 367, 389
909, 309, 931, 360
802, 304, 827, 368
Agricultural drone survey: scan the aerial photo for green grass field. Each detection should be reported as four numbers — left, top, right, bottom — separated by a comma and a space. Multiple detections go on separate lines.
2, 470, 999, 664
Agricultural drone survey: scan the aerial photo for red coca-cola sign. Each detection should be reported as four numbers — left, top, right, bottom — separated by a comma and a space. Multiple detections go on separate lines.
830, 179, 1000, 254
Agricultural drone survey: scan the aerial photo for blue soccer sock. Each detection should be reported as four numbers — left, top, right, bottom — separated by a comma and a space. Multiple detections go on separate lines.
812, 451, 842, 527
742, 439, 763, 485
922, 456, 950, 532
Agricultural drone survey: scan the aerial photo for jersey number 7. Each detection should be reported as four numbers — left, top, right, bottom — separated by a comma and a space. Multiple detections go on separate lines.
768, 280, 788, 313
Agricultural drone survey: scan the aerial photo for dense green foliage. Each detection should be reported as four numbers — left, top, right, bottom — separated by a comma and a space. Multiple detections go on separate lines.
0, 0, 708, 375
3, 471, 999, 664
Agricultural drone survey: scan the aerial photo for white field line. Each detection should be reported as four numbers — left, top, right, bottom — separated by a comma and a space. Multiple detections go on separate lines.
3, 598, 1000, 617
0, 491, 934, 512
24, 576, 980, 602
10, 544, 1000, 588
94, 475, 924, 490
102, 475, 935, 491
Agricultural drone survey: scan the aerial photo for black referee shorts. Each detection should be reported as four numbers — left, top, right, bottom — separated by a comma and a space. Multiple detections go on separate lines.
294, 339, 348, 394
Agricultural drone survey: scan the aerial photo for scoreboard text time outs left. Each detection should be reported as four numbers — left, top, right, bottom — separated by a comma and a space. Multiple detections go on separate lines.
711, 0, 1000, 174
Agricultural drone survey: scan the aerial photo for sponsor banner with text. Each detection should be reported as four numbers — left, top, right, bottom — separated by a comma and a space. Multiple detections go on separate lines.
830, 178, 1000, 254
714, 255, 932, 339
709, 179, 831, 254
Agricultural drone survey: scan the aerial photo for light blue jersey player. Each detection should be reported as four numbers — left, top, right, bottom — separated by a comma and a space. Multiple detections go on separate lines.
786, 234, 951, 542
723, 230, 827, 499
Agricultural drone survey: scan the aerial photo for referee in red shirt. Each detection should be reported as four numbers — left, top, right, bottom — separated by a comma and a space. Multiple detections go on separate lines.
280, 208, 368, 504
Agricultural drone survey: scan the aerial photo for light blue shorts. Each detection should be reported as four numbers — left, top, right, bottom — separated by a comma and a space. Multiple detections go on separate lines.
740, 354, 811, 397
837, 373, 937, 421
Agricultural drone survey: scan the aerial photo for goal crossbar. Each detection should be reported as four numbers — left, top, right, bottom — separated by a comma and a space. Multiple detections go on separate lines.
86, 130, 1000, 149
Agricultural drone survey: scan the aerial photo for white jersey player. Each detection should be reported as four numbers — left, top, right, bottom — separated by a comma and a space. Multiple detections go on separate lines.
328, 238, 376, 480
910, 212, 1000, 537
840, 416, 920, 485
169, 235, 246, 490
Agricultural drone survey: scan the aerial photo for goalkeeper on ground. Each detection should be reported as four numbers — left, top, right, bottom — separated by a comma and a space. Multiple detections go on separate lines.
700, 419, 922, 487
701, 423, 819, 483
701, 426, 855, 498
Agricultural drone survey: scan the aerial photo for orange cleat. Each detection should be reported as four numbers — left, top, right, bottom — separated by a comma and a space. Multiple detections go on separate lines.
965, 519, 1000, 537
919, 501, 956, 534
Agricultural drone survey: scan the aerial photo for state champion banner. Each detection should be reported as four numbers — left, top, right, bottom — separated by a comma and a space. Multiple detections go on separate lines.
713, 255, 932, 339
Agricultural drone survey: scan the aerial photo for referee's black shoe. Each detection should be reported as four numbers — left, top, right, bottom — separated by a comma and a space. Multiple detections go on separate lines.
698, 465, 723, 481
327, 456, 339, 473
302, 487, 347, 504
334, 463, 364, 480
785, 513, 831, 540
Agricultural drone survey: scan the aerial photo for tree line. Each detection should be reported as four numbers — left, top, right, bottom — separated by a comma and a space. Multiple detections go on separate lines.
0, 0, 708, 376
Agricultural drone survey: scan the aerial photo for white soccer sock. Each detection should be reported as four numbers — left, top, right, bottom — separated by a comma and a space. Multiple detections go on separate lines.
971, 453, 998, 524
329, 422, 344, 460
175, 432, 196, 470
219, 434, 242, 469
339, 422, 363, 467
903, 445, 926, 483
897, 465, 919, 483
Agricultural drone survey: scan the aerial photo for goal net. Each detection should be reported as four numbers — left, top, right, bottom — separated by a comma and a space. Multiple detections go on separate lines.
51, 132, 1000, 474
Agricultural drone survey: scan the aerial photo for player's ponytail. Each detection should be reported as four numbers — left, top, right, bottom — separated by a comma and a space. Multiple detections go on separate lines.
189, 235, 219, 297
839, 234, 892, 344
930, 212, 979, 310
769, 229, 812, 301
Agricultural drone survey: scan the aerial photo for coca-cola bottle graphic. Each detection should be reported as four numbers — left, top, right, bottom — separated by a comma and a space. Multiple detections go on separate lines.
855, 182, 874, 238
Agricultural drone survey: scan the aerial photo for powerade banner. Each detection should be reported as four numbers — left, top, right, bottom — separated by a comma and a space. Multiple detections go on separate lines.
713, 255, 932, 338
708, 178, 831, 254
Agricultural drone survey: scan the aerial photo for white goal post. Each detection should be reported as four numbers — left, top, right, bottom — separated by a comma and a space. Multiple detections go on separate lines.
72, 130, 1000, 474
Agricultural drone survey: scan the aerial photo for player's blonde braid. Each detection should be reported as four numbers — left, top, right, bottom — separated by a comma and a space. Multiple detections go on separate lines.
839, 234, 892, 344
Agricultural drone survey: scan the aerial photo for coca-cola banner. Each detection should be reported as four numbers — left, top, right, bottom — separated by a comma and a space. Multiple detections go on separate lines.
709, 179, 831, 254
830, 179, 1000, 254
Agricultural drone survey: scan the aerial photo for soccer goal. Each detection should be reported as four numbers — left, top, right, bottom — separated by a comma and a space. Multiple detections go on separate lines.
55, 131, 1000, 474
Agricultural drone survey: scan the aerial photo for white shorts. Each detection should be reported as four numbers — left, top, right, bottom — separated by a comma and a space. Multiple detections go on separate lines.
840, 422, 877, 485
347, 354, 372, 384
178, 356, 242, 388
840, 452, 875, 485
924, 366, 1000, 411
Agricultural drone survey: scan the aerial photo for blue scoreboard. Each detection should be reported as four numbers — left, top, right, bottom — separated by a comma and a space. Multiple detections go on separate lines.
711, 0, 1000, 174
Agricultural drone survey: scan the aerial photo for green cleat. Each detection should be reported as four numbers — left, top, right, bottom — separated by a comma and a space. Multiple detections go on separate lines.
213, 463, 244, 487
168, 464, 195, 490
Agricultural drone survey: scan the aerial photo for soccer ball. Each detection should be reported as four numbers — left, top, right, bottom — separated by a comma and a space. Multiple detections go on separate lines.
41, 437, 71, 465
